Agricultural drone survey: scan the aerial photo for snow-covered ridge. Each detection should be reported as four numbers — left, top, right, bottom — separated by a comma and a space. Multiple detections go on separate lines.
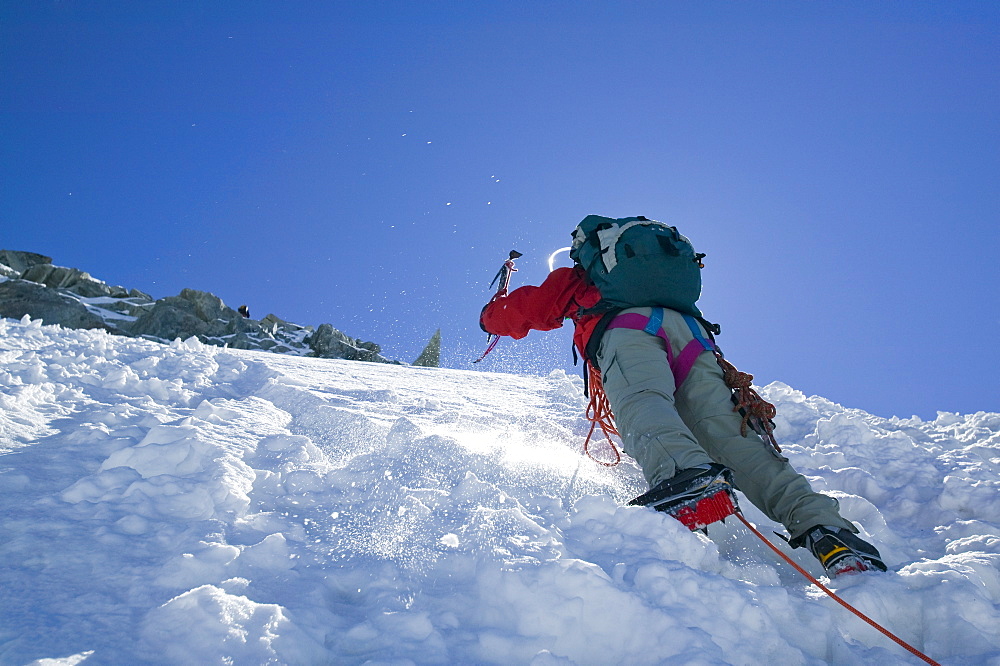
0, 316, 997, 665
0, 249, 412, 364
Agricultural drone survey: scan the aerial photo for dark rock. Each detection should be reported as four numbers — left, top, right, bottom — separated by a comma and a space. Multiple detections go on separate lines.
0, 251, 398, 364
307, 323, 389, 362
126, 288, 272, 346
129, 289, 237, 340
0, 280, 115, 331
21, 264, 119, 298
127, 300, 212, 340
260, 313, 306, 335
0, 250, 52, 275
413, 329, 441, 367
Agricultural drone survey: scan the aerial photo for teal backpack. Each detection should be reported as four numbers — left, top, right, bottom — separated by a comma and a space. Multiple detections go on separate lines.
569, 214, 706, 318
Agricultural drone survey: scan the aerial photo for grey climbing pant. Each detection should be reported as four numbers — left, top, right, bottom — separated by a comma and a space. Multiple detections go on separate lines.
596, 307, 854, 539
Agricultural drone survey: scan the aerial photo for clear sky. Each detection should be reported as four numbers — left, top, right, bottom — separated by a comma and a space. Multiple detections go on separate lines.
2, 1, 997, 420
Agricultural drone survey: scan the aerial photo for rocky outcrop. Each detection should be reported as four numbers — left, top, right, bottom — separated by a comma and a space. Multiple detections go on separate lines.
123, 288, 393, 360
0, 250, 51, 276
0, 280, 114, 331
21, 264, 130, 299
129, 289, 245, 341
413, 329, 441, 367
307, 323, 386, 362
0, 250, 420, 365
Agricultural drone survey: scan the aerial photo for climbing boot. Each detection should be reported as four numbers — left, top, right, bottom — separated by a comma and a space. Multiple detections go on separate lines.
628, 463, 738, 531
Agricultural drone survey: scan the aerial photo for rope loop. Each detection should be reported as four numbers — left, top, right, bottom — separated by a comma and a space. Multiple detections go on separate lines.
716, 353, 779, 448
582, 362, 621, 466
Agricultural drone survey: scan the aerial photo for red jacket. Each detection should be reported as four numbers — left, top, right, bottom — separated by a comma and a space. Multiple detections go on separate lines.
480, 266, 604, 359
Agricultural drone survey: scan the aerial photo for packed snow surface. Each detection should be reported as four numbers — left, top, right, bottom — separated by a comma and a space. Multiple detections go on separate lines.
1, 316, 998, 665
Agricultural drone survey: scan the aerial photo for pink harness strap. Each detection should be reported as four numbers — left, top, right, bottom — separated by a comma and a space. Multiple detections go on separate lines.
605, 310, 713, 390
672, 338, 708, 387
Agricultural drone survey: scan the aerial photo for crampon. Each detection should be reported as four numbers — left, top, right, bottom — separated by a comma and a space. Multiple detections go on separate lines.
628, 463, 738, 532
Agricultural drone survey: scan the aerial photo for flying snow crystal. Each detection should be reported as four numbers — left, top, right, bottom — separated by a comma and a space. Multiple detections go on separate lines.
0, 315, 998, 664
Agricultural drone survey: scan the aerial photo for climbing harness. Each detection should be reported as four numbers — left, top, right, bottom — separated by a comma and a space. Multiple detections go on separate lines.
603, 307, 784, 460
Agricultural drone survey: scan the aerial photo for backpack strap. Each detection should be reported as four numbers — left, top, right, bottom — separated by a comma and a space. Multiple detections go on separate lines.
582, 307, 622, 367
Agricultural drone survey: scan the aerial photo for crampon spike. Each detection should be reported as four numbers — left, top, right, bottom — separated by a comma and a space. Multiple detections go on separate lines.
672, 487, 738, 531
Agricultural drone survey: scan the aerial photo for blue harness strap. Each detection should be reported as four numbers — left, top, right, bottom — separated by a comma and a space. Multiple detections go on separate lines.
683, 314, 715, 352
643, 307, 665, 336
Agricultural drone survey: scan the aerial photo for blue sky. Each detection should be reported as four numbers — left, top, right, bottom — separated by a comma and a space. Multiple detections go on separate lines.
2, 1, 997, 420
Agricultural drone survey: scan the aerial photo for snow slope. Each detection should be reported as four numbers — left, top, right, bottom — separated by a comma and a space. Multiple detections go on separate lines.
0, 316, 997, 665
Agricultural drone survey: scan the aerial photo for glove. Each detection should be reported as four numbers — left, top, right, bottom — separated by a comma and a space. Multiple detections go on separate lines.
479, 303, 491, 333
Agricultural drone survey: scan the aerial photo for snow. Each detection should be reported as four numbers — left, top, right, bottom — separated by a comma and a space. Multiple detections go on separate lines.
1, 315, 997, 665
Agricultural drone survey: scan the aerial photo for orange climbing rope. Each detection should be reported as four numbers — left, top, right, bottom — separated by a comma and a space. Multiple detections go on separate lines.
582, 362, 621, 466
735, 513, 940, 666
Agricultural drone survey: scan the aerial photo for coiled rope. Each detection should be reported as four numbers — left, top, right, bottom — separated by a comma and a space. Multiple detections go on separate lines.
582, 362, 621, 466
713, 352, 783, 455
